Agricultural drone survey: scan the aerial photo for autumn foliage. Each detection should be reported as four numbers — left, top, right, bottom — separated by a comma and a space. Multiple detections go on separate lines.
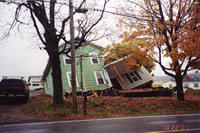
113, 0, 200, 101
0, 93, 200, 123
103, 41, 155, 73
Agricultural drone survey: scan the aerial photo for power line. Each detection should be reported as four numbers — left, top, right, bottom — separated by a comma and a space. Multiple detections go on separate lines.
0, 0, 147, 21
1, 0, 199, 31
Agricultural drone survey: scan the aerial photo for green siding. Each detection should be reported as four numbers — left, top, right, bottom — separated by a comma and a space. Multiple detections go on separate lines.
45, 44, 110, 96
45, 68, 54, 96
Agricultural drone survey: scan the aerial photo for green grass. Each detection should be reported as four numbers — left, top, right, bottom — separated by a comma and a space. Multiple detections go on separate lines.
29, 102, 72, 117
26, 94, 200, 119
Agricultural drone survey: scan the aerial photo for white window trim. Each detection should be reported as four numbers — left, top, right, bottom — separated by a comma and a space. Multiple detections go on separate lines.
94, 71, 106, 85
169, 84, 172, 88
63, 54, 71, 65
194, 83, 199, 88
128, 72, 136, 82
66, 72, 79, 87
184, 83, 189, 87
89, 52, 100, 65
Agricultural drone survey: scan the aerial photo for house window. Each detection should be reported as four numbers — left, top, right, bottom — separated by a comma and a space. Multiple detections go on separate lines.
194, 83, 199, 88
94, 71, 105, 85
184, 83, 189, 87
89, 52, 99, 64
67, 72, 79, 87
63, 55, 71, 65
169, 84, 172, 88
125, 71, 142, 83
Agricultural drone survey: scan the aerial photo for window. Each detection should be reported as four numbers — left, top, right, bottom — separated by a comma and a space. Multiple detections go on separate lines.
63, 55, 71, 65
0, 79, 24, 87
184, 83, 189, 87
194, 83, 199, 88
125, 71, 142, 83
169, 84, 172, 88
94, 71, 105, 85
67, 72, 79, 87
89, 52, 99, 64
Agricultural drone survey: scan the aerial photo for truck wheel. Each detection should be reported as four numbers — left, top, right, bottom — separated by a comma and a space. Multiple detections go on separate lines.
21, 98, 28, 104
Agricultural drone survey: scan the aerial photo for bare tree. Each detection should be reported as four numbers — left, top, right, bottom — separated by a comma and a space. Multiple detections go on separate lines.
1, 0, 109, 106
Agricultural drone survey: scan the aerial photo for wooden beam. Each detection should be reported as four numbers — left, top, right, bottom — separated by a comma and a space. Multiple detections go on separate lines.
113, 66, 124, 82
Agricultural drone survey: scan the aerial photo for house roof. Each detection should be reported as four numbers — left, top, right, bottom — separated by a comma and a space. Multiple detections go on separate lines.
87, 43, 104, 51
104, 54, 138, 69
59, 41, 104, 51
183, 73, 200, 82
104, 57, 125, 68
41, 42, 104, 81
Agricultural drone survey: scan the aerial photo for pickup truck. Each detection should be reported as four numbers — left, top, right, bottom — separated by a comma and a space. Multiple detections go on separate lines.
0, 78, 30, 103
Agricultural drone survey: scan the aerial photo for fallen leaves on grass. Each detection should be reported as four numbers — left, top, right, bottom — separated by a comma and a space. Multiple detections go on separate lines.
0, 93, 200, 123
26, 94, 200, 120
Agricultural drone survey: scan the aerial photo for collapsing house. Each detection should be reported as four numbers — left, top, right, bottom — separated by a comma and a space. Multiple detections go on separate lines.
41, 42, 154, 97
104, 58, 154, 90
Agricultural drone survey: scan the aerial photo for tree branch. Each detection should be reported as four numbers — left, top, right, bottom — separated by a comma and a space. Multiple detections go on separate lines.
58, 0, 86, 42
28, 2, 46, 45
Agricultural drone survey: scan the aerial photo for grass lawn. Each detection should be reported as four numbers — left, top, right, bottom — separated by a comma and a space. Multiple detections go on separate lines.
25, 91, 200, 120
0, 89, 200, 123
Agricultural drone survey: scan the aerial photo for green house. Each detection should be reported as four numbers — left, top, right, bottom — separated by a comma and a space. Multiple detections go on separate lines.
41, 43, 112, 96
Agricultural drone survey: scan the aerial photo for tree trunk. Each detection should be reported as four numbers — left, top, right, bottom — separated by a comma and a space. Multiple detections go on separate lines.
175, 74, 184, 101
50, 53, 64, 105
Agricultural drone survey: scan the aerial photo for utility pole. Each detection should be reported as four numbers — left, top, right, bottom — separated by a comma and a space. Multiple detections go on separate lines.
80, 55, 87, 115
80, 55, 83, 93
69, 0, 77, 113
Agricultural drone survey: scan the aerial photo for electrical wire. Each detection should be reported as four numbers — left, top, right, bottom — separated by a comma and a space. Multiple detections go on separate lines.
1, 0, 199, 31
1, 0, 141, 21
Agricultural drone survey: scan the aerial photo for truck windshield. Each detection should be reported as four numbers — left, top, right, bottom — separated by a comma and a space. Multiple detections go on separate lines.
0, 80, 24, 87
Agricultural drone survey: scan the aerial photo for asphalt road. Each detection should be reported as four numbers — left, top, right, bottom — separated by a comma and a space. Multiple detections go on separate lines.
0, 113, 200, 133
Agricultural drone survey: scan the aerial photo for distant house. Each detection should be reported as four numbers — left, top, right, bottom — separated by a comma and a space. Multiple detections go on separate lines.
41, 43, 112, 96
104, 58, 154, 90
182, 74, 200, 89
162, 81, 176, 88
153, 73, 200, 89
28, 76, 44, 90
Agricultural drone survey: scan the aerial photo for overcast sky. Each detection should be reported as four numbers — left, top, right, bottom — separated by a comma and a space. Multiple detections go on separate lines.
0, 0, 166, 81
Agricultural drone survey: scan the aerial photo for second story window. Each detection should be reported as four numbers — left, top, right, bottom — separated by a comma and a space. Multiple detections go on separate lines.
89, 52, 99, 64
63, 55, 71, 65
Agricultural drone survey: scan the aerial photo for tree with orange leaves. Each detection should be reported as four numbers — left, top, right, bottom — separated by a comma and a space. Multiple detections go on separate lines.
114, 0, 200, 101
103, 40, 155, 73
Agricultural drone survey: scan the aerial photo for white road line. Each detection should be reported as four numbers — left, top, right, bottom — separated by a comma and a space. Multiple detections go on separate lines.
0, 113, 199, 127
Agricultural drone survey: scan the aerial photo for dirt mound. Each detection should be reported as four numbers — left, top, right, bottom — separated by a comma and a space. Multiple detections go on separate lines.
185, 88, 200, 96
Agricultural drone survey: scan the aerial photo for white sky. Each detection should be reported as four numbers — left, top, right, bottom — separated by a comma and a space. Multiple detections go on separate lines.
0, 0, 166, 81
